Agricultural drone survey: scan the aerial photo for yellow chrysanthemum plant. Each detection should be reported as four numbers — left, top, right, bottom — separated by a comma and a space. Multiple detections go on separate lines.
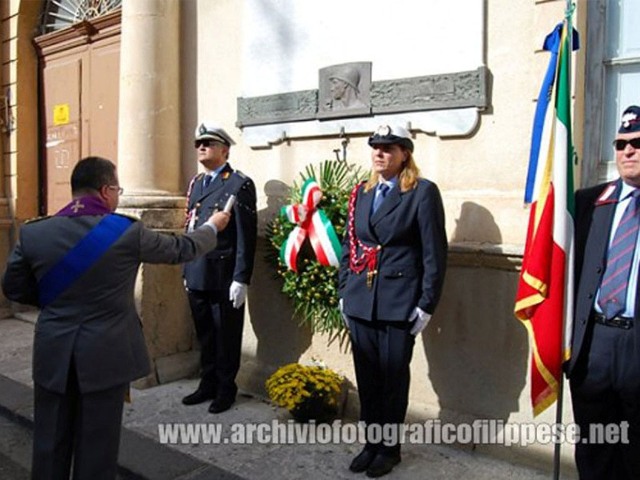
265, 361, 345, 423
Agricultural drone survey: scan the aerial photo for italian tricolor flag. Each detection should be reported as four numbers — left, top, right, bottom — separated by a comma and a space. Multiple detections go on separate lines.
514, 17, 577, 417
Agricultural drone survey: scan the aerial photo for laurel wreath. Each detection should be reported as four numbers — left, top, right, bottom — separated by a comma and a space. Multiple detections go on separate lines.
265, 160, 366, 345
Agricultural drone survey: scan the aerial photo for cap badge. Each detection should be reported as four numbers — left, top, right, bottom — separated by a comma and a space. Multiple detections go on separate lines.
622, 112, 638, 129
376, 125, 391, 136
198, 123, 208, 135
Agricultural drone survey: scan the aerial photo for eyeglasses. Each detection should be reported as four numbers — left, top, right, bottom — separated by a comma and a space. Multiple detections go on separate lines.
108, 185, 124, 195
613, 138, 640, 151
194, 139, 223, 149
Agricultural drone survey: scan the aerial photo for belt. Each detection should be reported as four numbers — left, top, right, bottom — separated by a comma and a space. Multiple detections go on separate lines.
591, 311, 633, 330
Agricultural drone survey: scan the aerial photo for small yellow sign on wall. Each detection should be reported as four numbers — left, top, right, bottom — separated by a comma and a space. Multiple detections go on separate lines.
53, 104, 70, 126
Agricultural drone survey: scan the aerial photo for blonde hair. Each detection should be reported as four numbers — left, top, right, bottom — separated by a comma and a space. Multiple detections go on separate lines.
364, 149, 421, 192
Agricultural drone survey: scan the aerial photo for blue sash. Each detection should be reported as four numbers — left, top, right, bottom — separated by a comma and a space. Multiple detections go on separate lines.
38, 214, 133, 306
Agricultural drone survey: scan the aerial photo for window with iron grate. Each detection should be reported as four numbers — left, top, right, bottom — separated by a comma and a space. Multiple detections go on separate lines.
40, 0, 122, 34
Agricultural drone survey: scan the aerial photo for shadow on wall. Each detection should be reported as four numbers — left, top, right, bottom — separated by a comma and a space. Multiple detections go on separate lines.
242, 179, 313, 394
450, 201, 503, 244
423, 202, 528, 423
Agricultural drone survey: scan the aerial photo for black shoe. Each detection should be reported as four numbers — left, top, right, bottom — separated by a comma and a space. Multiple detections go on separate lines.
349, 448, 377, 473
365, 453, 401, 478
208, 397, 234, 414
181, 389, 214, 406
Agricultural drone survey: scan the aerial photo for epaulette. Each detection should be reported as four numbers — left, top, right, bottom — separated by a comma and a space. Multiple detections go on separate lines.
113, 212, 139, 222
594, 182, 618, 206
228, 170, 254, 188
233, 171, 255, 187
24, 215, 51, 224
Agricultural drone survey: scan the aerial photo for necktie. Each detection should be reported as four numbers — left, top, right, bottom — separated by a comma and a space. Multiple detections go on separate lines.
203, 174, 213, 189
372, 183, 390, 214
598, 190, 640, 319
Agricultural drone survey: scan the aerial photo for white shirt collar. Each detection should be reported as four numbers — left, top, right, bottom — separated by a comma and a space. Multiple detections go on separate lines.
620, 181, 638, 201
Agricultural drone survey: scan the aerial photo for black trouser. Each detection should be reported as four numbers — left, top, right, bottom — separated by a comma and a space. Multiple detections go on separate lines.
348, 316, 415, 455
32, 360, 127, 480
570, 320, 640, 480
188, 288, 245, 401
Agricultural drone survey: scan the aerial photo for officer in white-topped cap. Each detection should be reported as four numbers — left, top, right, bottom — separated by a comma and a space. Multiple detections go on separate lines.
338, 124, 447, 477
182, 121, 257, 414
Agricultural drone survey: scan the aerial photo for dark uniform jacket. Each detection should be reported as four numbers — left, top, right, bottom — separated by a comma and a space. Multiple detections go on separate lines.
338, 179, 448, 321
183, 163, 257, 291
2, 214, 219, 394
567, 179, 640, 376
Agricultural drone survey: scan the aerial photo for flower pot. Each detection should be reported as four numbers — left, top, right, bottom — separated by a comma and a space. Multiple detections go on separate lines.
289, 395, 338, 423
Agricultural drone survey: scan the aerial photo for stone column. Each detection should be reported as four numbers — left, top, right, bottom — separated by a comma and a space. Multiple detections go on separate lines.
117, 0, 198, 388
118, 0, 180, 196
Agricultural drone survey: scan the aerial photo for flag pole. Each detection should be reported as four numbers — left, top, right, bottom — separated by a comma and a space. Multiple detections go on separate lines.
552, 4, 574, 480
553, 380, 563, 480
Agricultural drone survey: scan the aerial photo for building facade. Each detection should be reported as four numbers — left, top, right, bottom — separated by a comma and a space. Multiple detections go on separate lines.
1, 0, 637, 472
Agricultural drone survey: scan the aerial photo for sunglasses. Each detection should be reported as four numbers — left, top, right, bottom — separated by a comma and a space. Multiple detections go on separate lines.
194, 139, 223, 149
613, 138, 640, 151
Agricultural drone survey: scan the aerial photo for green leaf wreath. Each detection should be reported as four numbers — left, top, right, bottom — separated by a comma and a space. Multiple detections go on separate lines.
266, 160, 366, 345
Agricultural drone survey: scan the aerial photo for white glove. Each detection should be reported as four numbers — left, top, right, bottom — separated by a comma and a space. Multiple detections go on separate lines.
229, 281, 248, 309
339, 298, 349, 329
409, 306, 431, 336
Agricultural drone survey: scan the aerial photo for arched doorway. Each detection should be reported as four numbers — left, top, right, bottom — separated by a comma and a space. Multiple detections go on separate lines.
33, 1, 122, 214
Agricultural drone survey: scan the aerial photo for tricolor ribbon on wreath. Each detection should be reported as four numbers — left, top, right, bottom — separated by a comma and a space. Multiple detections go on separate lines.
279, 178, 342, 272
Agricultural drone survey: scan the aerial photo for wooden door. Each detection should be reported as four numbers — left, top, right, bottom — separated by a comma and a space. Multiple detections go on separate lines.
42, 56, 82, 212
34, 12, 121, 214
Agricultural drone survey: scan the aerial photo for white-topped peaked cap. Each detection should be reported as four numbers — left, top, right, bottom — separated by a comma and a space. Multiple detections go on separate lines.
194, 122, 236, 146
368, 124, 414, 152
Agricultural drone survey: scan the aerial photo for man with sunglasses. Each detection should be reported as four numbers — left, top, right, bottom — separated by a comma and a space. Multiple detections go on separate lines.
567, 105, 640, 479
182, 122, 257, 414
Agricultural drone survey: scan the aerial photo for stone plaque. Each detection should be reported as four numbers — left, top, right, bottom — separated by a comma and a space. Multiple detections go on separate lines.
237, 90, 317, 127
237, 66, 489, 128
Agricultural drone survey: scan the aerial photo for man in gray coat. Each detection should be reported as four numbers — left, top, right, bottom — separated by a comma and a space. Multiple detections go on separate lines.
2, 156, 230, 480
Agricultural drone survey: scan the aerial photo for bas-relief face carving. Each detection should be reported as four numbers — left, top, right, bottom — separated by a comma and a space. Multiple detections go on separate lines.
318, 62, 372, 117
330, 77, 349, 102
